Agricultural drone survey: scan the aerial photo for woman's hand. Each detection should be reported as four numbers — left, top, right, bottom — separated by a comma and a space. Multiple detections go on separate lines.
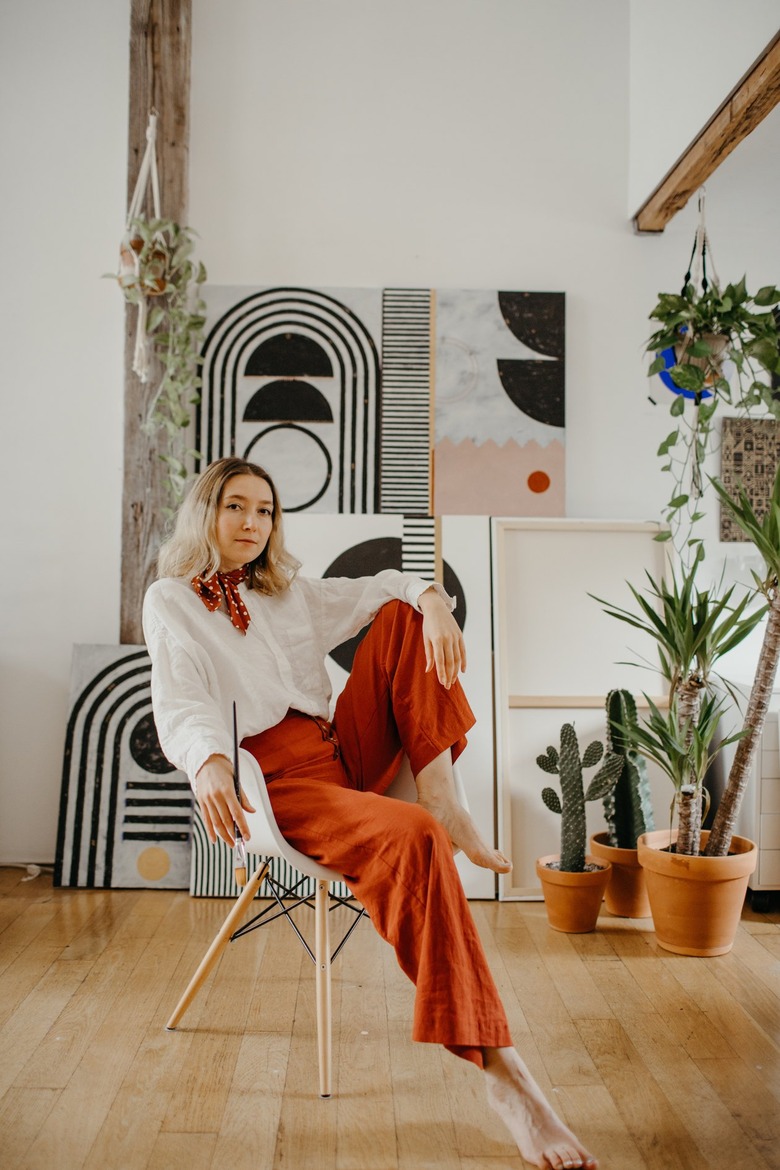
418, 587, 467, 689
195, 753, 256, 846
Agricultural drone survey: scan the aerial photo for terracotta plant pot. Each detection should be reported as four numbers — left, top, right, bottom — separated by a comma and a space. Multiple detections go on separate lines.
590, 831, 651, 918
637, 829, 757, 956
535, 855, 611, 933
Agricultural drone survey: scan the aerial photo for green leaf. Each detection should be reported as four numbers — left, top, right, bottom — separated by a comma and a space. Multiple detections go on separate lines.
648, 355, 666, 376
755, 285, 780, 306
657, 430, 679, 456
670, 393, 686, 416
670, 363, 706, 392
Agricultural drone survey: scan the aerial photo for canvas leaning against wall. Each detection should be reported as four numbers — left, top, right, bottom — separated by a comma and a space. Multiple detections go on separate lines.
197, 285, 565, 517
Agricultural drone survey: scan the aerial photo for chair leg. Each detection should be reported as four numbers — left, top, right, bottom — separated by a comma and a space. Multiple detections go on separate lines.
315, 879, 332, 1097
165, 859, 270, 1031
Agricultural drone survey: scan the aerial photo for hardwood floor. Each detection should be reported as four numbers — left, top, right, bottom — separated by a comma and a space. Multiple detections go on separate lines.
0, 866, 778, 1170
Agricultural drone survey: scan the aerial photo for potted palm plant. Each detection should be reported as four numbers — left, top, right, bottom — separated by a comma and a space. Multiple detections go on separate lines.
535, 724, 622, 932
589, 689, 655, 917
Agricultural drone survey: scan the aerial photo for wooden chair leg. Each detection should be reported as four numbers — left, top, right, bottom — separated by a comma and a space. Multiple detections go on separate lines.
166, 859, 269, 1030
315, 879, 332, 1097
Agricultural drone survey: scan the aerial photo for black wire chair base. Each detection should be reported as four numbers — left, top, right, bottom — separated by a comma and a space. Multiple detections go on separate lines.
230, 871, 367, 965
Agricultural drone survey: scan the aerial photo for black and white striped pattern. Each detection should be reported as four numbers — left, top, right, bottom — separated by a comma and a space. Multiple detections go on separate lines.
402, 515, 437, 579
380, 289, 432, 513
189, 802, 350, 900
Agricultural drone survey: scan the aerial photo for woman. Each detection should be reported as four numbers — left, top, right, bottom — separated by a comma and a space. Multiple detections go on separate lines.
143, 457, 598, 1170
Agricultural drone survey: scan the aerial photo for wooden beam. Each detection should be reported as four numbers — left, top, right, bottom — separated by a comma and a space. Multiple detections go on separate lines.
121, 0, 192, 644
634, 31, 780, 234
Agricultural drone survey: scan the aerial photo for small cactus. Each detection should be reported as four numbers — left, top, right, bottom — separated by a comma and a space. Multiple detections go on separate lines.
603, 689, 655, 849
538, 723, 623, 872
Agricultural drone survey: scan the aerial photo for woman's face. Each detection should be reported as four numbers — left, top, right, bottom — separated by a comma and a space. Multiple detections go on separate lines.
215, 474, 275, 572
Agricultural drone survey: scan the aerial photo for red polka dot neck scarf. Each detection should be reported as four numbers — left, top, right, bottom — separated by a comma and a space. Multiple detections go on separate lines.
192, 567, 250, 634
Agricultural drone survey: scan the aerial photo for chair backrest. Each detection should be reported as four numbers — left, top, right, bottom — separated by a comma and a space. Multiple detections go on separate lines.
239, 748, 339, 882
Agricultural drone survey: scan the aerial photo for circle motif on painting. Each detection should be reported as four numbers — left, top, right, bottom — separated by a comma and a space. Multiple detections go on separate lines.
129, 712, 176, 774
244, 423, 333, 511
527, 470, 551, 494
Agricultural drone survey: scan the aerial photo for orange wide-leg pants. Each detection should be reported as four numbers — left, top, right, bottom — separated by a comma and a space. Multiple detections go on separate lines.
242, 600, 512, 1066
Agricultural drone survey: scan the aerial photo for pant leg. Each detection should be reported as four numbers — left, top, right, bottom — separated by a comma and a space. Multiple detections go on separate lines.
244, 714, 511, 1066
333, 599, 476, 793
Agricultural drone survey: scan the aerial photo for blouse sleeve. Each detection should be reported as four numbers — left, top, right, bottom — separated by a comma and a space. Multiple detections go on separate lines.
300, 569, 455, 653
142, 585, 234, 789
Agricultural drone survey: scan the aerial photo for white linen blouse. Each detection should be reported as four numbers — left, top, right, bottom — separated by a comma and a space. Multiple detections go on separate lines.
142, 569, 452, 789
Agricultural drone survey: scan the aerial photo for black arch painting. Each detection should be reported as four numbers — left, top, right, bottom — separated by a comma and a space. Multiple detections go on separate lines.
323, 538, 466, 674
196, 288, 381, 513
245, 331, 335, 377
496, 291, 565, 428
243, 380, 334, 422
55, 650, 191, 888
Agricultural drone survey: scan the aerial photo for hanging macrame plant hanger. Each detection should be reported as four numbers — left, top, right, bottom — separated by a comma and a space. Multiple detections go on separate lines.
119, 110, 164, 383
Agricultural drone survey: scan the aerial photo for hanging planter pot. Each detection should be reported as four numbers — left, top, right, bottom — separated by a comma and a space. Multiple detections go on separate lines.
673, 329, 730, 386
637, 829, 757, 956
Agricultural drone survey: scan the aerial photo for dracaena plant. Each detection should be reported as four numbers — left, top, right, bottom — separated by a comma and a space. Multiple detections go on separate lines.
592, 565, 765, 851
622, 693, 745, 856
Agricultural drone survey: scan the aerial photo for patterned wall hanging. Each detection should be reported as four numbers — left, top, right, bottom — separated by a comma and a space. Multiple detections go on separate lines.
719, 417, 780, 541
55, 645, 193, 888
198, 285, 566, 518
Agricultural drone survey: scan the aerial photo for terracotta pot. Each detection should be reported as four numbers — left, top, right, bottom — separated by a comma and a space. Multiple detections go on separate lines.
637, 829, 757, 956
589, 831, 651, 918
535, 855, 611, 933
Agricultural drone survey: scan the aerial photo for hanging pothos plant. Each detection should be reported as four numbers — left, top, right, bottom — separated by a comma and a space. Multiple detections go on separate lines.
644, 198, 780, 563
116, 215, 207, 511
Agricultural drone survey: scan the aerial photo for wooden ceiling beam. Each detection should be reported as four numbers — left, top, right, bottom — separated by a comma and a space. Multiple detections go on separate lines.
634, 30, 780, 234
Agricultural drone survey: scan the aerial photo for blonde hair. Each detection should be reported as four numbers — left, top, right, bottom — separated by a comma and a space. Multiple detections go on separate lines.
156, 458, 299, 595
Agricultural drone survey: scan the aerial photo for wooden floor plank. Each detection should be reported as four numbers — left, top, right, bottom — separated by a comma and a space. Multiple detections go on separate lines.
0, 1087, 61, 1170
694, 1055, 780, 1169
576, 1016, 710, 1170
211, 1032, 290, 1170
621, 1011, 774, 1170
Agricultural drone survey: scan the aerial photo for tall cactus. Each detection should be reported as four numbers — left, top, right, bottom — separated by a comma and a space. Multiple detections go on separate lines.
537, 724, 623, 872
603, 689, 655, 849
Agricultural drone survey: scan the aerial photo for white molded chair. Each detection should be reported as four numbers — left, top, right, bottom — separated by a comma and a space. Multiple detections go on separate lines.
166, 749, 469, 1098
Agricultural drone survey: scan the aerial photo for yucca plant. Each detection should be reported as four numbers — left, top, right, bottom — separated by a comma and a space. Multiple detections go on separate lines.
592, 567, 764, 849
592, 569, 765, 730
625, 694, 744, 855
704, 463, 780, 857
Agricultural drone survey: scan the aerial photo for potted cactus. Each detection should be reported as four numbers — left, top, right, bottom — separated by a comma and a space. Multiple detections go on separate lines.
590, 689, 655, 917
535, 723, 623, 932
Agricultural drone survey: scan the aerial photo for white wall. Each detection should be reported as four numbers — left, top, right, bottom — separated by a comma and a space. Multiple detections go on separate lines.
1, 0, 777, 864
0, 0, 128, 863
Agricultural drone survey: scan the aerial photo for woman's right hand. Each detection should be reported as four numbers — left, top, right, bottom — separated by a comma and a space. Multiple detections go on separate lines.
195, 753, 256, 846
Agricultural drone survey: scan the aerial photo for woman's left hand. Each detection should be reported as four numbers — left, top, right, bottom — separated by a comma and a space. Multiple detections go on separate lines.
418, 588, 467, 688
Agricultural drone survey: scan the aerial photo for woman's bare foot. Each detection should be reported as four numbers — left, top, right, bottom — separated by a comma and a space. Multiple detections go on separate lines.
483, 1047, 598, 1170
416, 751, 512, 874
